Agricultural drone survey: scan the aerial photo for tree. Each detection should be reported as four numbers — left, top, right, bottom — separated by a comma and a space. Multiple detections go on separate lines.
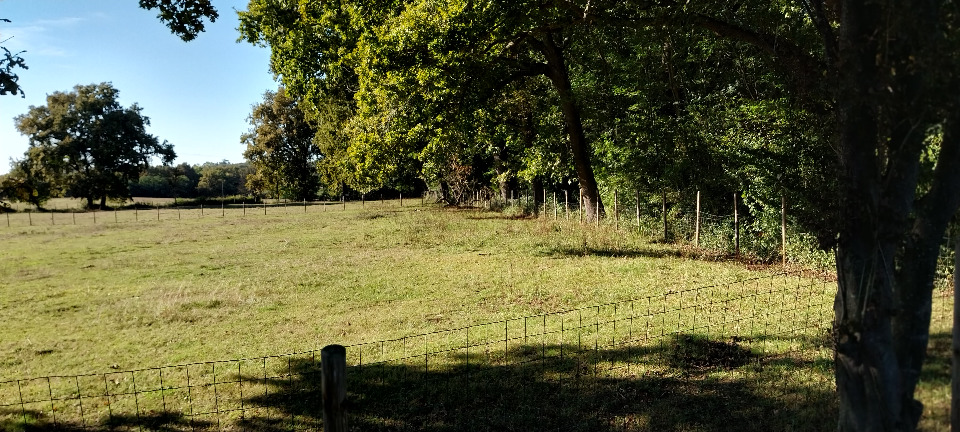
242, 88, 322, 201
195, 161, 252, 198
665, 1, 960, 429
0, 157, 51, 208
1, 18, 28, 97
14, 83, 175, 209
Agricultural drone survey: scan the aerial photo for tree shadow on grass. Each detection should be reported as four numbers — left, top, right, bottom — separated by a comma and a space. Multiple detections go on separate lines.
0, 333, 838, 432
237, 333, 837, 432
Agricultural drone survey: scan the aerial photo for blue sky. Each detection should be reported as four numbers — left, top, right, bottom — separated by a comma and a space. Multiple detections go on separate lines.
0, 0, 277, 174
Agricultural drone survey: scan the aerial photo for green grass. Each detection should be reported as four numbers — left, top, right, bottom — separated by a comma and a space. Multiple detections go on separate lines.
0, 201, 951, 431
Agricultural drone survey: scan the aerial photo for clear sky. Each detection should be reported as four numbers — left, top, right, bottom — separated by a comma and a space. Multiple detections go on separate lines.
0, 0, 277, 175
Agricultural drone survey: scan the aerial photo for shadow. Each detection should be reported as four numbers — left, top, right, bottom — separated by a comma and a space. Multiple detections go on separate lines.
543, 245, 688, 260
0, 333, 844, 432
0, 408, 212, 431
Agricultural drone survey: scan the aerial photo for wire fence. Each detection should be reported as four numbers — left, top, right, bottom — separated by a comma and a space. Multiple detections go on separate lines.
7, 271, 931, 431
1, 198, 422, 229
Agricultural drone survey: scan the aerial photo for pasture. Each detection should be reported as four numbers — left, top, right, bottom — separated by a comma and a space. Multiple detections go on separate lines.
0, 201, 953, 431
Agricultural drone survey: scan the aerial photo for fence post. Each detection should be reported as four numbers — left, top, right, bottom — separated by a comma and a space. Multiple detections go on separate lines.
734, 192, 740, 257
362, 193, 365, 208
614, 190, 619, 230
635, 189, 640, 233
51, 209, 55, 225
8, 211, 11, 227
564, 190, 569, 219
28, 209, 32, 226
553, 192, 558, 220
595, 194, 600, 228
695, 190, 700, 247
342, 195, 346, 211
321, 344, 347, 432
242, 202, 245, 216
221, 201, 224, 217
579, 190, 583, 224
304, 199, 307, 212
400, 192, 403, 207
160, 204, 163, 221
662, 188, 667, 241
72, 210, 75, 225
200, 204, 203, 217
781, 195, 787, 266
93, 209, 96, 224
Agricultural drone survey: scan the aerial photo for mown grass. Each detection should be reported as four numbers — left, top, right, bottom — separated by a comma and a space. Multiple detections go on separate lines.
0, 201, 952, 431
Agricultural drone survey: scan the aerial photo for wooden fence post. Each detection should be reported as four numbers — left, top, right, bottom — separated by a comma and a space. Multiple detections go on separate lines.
579, 190, 583, 224
8, 211, 11, 227
595, 194, 600, 228
694, 190, 700, 247
400, 192, 403, 207
553, 192, 557, 220
321, 344, 347, 432
635, 189, 641, 233
304, 199, 307, 212
342, 195, 346, 211
28, 209, 32, 226
51, 210, 55, 225
72, 210, 75, 225
564, 190, 569, 219
662, 189, 667, 241
781, 195, 787, 266
734, 192, 740, 257
93, 209, 96, 224
135, 206, 139, 221
160, 205, 163, 221
362, 193, 365, 208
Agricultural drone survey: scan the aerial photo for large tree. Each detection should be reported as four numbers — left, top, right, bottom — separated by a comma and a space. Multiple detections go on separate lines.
14, 83, 175, 208
242, 87, 322, 201
666, 1, 960, 429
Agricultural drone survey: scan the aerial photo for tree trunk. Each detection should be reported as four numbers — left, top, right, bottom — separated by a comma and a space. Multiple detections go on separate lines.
99, 196, 107, 210
538, 32, 603, 221
833, 2, 903, 430
832, 1, 959, 430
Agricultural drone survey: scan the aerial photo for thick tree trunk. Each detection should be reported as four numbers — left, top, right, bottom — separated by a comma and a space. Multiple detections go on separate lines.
832, 1, 958, 430
99, 196, 107, 210
539, 33, 603, 221
833, 2, 904, 430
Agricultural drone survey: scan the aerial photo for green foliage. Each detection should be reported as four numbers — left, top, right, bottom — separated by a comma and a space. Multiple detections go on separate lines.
138, 0, 218, 42
242, 88, 322, 201
195, 161, 252, 198
128, 163, 200, 198
13, 83, 175, 209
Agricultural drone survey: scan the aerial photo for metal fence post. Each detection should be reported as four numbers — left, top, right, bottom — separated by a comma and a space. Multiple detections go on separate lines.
322, 345, 347, 432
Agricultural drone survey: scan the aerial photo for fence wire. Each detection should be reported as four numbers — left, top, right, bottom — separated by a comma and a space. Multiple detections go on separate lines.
1, 271, 954, 431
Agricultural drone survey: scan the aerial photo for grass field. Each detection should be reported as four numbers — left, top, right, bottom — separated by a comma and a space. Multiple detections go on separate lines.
0, 201, 953, 431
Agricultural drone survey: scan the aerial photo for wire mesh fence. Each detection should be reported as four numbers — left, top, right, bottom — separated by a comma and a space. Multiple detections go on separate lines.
2, 271, 903, 431
1, 198, 423, 229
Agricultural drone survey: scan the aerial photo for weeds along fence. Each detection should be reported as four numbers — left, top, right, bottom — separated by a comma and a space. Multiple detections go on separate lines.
8, 271, 949, 432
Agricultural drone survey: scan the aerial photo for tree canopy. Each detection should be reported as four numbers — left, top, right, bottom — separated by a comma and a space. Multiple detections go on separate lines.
243, 87, 322, 201
13, 83, 175, 209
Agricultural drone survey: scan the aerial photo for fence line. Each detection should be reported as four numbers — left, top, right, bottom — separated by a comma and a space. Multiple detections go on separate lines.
1, 271, 895, 431
1, 198, 424, 229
